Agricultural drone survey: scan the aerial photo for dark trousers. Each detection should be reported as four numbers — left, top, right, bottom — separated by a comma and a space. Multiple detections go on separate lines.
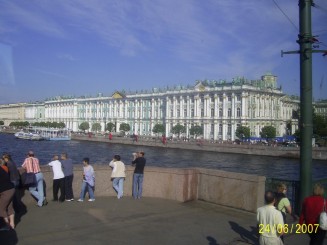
53, 178, 65, 202
309, 228, 326, 245
64, 174, 74, 200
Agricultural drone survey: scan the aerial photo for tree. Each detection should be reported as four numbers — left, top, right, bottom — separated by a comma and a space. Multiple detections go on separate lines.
106, 122, 115, 132
171, 124, 186, 138
152, 123, 165, 135
260, 126, 276, 139
79, 122, 90, 132
91, 122, 102, 132
0, 121, 4, 126
235, 126, 250, 139
119, 123, 130, 134
189, 125, 203, 138
313, 114, 327, 137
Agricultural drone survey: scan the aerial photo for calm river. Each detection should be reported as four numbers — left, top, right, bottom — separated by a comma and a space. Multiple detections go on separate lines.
1, 133, 326, 180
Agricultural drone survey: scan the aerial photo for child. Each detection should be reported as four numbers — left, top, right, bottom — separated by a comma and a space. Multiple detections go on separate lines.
77, 158, 95, 202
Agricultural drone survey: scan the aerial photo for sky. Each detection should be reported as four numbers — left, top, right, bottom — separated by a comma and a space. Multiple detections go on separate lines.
0, 0, 327, 105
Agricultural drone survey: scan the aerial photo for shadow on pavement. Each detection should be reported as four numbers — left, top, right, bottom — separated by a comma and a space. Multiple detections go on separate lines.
206, 235, 220, 245
229, 221, 259, 245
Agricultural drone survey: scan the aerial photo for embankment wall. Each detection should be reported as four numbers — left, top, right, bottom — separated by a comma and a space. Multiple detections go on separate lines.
22, 166, 265, 213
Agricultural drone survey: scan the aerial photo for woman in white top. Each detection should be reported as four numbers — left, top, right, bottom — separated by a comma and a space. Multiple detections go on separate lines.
48, 155, 65, 202
109, 155, 126, 199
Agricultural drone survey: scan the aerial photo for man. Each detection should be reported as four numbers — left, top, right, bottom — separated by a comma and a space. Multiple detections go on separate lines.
22, 151, 47, 207
257, 191, 284, 245
61, 153, 74, 201
48, 155, 65, 202
132, 151, 146, 199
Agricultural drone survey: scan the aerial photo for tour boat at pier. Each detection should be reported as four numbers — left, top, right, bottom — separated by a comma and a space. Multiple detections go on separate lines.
37, 127, 71, 141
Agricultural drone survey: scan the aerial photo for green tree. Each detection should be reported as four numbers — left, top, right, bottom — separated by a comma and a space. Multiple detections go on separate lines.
152, 123, 165, 135
0, 121, 4, 126
189, 125, 203, 138
235, 126, 250, 139
260, 126, 276, 139
91, 122, 102, 132
58, 122, 66, 128
106, 122, 115, 132
171, 124, 186, 138
119, 123, 130, 134
79, 122, 90, 132
313, 114, 327, 137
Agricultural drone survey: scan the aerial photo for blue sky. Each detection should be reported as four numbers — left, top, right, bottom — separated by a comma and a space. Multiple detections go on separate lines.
0, 0, 326, 104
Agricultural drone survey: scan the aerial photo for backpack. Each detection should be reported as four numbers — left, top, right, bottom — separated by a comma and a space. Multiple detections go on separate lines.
319, 199, 327, 230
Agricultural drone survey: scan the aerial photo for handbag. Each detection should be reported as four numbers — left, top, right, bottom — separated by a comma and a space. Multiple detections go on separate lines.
319, 199, 327, 230
22, 159, 37, 187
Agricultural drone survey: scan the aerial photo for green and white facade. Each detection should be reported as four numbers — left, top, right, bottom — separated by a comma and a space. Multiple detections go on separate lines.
41, 73, 299, 140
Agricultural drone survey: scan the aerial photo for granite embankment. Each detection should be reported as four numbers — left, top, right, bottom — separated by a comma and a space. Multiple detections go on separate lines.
73, 134, 327, 160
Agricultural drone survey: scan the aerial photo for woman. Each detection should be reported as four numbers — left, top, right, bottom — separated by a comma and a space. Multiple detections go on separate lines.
109, 155, 126, 199
276, 183, 295, 222
0, 159, 15, 230
3, 153, 23, 213
299, 183, 326, 245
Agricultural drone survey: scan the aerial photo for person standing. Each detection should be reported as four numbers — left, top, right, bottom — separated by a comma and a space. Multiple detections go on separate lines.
257, 190, 284, 245
61, 153, 74, 201
299, 183, 327, 245
0, 161, 15, 230
77, 158, 95, 202
109, 155, 126, 199
22, 151, 47, 207
132, 151, 146, 199
2, 153, 24, 213
48, 155, 65, 202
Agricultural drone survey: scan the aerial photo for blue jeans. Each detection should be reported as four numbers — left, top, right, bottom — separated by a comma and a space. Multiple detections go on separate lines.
29, 172, 44, 207
79, 181, 94, 200
112, 177, 124, 198
132, 173, 144, 198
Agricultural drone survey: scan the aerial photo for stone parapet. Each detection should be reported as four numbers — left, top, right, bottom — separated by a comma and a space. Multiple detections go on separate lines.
22, 165, 265, 213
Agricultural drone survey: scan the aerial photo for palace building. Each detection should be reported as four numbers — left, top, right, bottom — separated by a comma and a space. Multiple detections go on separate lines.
2, 73, 318, 140
7, 73, 297, 141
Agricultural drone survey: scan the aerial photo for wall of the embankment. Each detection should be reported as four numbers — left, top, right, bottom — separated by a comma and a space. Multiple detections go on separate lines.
21, 165, 265, 213
72, 135, 327, 160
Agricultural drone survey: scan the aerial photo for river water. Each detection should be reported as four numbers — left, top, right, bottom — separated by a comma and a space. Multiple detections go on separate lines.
1, 133, 326, 180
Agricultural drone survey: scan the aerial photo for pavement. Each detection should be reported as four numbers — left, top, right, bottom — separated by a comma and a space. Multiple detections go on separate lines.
0, 196, 317, 245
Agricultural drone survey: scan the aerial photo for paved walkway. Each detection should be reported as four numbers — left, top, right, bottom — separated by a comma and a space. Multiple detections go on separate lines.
0, 197, 314, 245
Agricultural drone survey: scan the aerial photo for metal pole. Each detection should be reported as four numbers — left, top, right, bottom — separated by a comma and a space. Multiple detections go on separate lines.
298, 0, 312, 205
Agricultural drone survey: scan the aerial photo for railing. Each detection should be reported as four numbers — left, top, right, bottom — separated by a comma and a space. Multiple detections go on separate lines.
265, 178, 327, 215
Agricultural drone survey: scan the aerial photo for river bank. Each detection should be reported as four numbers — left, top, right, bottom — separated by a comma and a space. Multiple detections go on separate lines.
72, 133, 327, 160
1, 129, 326, 160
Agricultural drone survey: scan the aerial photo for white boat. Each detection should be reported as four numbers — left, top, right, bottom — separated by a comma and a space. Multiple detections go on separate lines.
14, 131, 44, 141
38, 128, 71, 141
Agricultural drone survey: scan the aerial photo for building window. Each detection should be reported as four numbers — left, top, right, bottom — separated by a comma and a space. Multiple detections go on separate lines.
219, 109, 223, 117
201, 109, 204, 117
228, 109, 231, 117
211, 108, 214, 117
237, 108, 241, 117
191, 109, 194, 117
184, 109, 187, 117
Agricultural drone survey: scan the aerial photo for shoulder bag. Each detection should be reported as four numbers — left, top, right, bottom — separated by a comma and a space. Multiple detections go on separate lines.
319, 199, 327, 230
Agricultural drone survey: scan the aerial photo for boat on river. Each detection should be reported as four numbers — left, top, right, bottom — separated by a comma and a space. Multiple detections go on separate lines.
14, 131, 44, 141
37, 127, 71, 141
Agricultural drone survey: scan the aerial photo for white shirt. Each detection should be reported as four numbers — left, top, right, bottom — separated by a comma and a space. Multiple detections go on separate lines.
257, 205, 284, 238
48, 160, 65, 180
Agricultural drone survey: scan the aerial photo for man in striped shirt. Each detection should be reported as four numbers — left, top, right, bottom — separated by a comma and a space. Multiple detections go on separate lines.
22, 151, 47, 207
